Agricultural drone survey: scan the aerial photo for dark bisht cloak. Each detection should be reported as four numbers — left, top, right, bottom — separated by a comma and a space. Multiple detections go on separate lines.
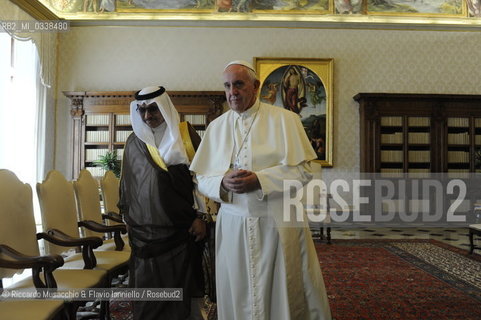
119, 134, 204, 320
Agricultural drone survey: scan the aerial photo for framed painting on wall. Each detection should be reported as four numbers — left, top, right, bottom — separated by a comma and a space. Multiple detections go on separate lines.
254, 57, 334, 167
367, 0, 464, 17
114, 0, 332, 13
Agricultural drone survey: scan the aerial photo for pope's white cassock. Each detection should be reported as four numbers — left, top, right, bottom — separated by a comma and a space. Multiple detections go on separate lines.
190, 100, 332, 320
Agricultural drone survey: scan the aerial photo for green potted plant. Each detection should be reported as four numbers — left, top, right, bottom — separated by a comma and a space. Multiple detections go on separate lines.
94, 150, 121, 178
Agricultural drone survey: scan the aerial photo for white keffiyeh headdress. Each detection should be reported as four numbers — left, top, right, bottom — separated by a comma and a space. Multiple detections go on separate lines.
130, 86, 189, 166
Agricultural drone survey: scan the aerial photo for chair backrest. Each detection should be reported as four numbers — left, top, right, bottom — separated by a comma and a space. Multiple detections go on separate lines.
100, 170, 120, 215
36, 170, 81, 255
0, 170, 40, 279
73, 169, 103, 237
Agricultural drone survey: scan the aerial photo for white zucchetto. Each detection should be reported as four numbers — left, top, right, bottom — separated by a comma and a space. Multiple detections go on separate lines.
224, 60, 256, 73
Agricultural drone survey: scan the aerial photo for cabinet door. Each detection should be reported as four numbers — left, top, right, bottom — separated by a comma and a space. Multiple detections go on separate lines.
379, 116, 404, 175
406, 117, 431, 176
445, 117, 470, 176
378, 116, 433, 175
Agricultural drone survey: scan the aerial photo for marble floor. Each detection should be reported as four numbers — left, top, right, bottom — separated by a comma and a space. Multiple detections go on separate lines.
311, 226, 478, 252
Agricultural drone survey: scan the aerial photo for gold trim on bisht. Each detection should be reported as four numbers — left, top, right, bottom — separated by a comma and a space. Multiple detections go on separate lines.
179, 121, 201, 161
146, 144, 168, 171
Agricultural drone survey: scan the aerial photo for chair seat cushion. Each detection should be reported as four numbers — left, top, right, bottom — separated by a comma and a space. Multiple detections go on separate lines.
96, 239, 117, 251
95, 236, 131, 252
62, 250, 130, 271
0, 300, 64, 320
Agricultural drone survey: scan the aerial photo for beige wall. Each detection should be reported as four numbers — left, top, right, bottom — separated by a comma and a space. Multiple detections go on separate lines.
56, 26, 481, 179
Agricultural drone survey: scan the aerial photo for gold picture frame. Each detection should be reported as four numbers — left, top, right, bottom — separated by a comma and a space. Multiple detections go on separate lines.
254, 57, 334, 167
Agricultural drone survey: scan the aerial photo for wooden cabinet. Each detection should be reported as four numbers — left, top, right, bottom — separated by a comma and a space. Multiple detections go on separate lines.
64, 91, 226, 178
354, 93, 481, 174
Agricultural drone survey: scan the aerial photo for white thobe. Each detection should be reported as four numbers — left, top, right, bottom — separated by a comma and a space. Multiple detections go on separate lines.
193, 102, 332, 320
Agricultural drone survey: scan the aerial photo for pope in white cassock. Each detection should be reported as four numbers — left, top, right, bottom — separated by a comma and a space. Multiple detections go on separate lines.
190, 61, 332, 320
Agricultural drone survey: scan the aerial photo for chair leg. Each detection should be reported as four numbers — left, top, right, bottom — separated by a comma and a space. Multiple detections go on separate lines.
469, 230, 474, 254
327, 227, 331, 245
100, 299, 110, 320
65, 302, 78, 320
54, 305, 70, 320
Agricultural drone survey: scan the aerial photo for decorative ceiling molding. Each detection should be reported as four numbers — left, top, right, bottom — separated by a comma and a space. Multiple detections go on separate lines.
9, 0, 59, 20
6, 0, 481, 31
66, 14, 481, 31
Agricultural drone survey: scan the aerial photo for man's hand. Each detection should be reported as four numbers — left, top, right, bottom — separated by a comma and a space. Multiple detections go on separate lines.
221, 169, 261, 194
189, 218, 206, 242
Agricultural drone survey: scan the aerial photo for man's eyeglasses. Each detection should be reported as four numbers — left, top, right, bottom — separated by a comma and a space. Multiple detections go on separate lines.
136, 103, 159, 114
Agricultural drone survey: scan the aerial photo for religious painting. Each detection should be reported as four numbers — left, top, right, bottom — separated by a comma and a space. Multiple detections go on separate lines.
116, 0, 215, 11
367, 0, 464, 16
215, 0, 332, 13
334, 0, 363, 14
39, 0, 118, 13
116, 0, 331, 13
37, 0, 213, 13
39, 0, 330, 13
467, 0, 481, 16
37, 0, 474, 19
254, 58, 334, 167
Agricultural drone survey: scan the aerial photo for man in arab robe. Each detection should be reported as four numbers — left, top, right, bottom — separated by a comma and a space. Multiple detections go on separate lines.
190, 61, 332, 319
119, 86, 206, 320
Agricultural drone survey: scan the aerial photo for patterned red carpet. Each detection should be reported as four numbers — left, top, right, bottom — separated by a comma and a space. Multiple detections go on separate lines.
107, 239, 481, 320
317, 239, 481, 320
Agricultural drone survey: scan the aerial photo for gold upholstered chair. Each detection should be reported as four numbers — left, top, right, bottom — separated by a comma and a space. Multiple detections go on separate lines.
99, 170, 124, 223
36, 170, 129, 281
0, 300, 66, 320
0, 169, 108, 320
73, 169, 129, 251
100, 170, 131, 252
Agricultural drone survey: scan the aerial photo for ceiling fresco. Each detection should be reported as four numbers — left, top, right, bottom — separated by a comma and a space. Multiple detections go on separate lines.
37, 0, 478, 16
8, 0, 481, 29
